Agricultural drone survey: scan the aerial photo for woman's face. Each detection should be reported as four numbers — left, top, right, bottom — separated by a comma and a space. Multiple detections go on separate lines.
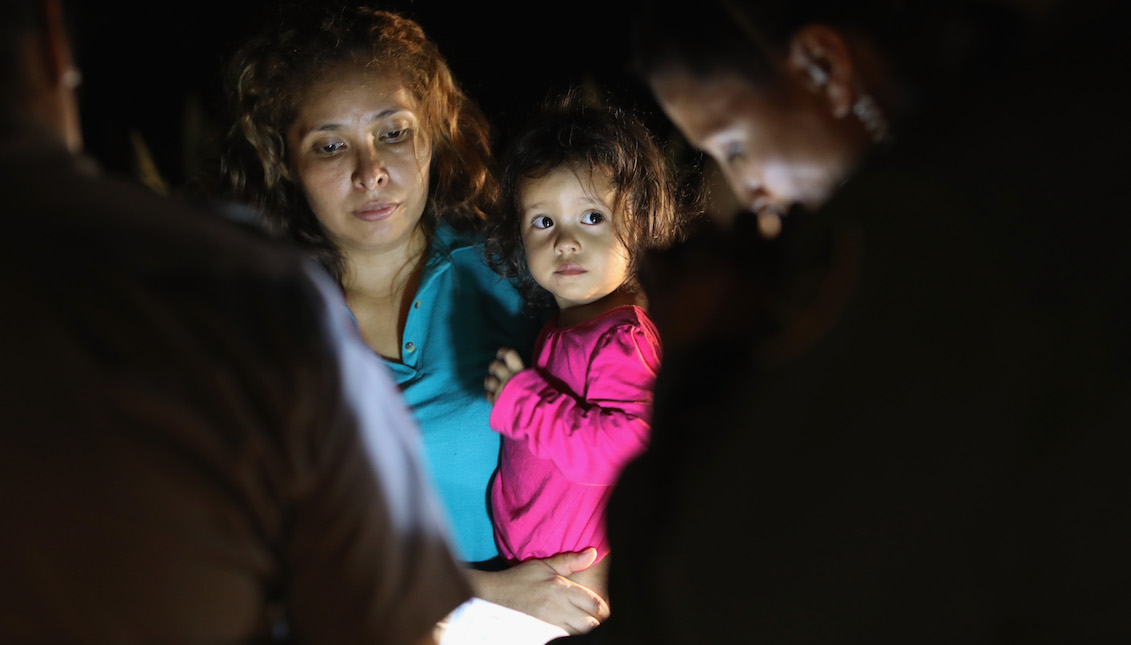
649, 65, 862, 217
287, 63, 432, 256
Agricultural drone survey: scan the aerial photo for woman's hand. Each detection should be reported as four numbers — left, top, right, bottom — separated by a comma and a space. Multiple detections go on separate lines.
465, 549, 610, 634
485, 347, 526, 405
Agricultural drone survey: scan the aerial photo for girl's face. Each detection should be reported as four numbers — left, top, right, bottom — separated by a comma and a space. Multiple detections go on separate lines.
287, 63, 432, 256
649, 65, 862, 217
519, 165, 632, 312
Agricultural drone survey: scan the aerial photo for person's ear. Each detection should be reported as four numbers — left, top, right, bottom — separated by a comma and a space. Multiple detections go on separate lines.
786, 24, 857, 119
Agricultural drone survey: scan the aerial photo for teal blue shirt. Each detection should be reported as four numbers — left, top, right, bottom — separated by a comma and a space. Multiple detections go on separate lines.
382, 223, 538, 563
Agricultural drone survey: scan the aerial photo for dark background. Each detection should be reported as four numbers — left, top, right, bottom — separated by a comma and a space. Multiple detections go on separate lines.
68, 1, 677, 194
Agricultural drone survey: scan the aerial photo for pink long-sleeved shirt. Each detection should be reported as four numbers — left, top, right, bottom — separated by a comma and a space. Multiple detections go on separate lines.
489, 305, 661, 562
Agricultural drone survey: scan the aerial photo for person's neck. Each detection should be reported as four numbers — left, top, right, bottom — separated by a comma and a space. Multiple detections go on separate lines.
342, 225, 430, 303
556, 285, 642, 328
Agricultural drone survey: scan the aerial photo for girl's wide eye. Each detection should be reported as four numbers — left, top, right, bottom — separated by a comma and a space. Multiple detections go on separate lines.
580, 210, 605, 225
532, 216, 554, 229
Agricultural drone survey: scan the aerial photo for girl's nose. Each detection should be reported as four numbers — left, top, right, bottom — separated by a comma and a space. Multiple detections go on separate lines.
554, 229, 580, 253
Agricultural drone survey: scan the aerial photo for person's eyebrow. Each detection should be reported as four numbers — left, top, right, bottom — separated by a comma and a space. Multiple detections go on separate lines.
302, 108, 413, 134
523, 195, 610, 212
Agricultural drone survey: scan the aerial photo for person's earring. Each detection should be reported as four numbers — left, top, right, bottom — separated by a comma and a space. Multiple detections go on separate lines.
62, 67, 82, 89
807, 64, 828, 87
852, 93, 890, 143
808, 58, 890, 142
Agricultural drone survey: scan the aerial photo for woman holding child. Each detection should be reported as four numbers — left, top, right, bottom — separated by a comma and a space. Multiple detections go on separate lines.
215, 3, 609, 634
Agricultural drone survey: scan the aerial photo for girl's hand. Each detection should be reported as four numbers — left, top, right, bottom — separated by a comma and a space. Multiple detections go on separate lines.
485, 347, 526, 405
465, 549, 610, 634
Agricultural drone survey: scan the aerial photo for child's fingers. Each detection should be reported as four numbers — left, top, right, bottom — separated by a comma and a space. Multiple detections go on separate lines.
499, 348, 525, 373
485, 348, 523, 405
487, 359, 510, 380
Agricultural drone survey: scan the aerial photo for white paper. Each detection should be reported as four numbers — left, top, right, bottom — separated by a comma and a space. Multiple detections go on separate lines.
439, 597, 569, 645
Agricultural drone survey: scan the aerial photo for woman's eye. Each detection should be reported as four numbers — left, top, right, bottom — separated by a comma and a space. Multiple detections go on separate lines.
381, 128, 409, 143
580, 210, 605, 225
316, 141, 346, 155
532, 216, 554, 229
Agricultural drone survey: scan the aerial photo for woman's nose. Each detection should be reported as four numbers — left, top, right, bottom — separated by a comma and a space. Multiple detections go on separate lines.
353, 147, 387, 190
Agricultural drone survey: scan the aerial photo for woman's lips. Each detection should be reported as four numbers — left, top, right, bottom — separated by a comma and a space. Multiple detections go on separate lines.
353, 202, 398, 221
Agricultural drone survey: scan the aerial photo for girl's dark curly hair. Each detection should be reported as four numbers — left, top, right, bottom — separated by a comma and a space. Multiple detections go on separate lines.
487, 86, 694, 312
216, 3, 497, 284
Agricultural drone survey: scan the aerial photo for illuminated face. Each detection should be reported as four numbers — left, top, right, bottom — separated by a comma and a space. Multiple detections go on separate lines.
649, 66, 859, 216
519, 166, 632, 312
287, 63, 431, 256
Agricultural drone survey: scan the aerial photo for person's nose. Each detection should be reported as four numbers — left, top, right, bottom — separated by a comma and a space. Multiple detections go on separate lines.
553, 226, 580, 254
352, 144, 387, 191
724, 161, 766, 213
727, 163, 784, 237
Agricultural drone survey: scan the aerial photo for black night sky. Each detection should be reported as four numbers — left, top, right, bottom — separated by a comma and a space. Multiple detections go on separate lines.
70, 1, 669, 192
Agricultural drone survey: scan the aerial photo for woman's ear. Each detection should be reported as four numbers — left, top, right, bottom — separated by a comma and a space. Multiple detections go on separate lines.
787, 24, 857, 119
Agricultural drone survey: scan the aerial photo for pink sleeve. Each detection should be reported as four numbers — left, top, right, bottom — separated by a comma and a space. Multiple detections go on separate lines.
489, 323, 660, 486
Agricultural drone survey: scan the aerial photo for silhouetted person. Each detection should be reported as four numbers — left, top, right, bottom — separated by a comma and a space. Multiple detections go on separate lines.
0, 1, 471, 642
564, 0, 1131, 642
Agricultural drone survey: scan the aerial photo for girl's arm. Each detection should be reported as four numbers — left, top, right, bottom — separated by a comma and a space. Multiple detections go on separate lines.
489, 323, 661, 486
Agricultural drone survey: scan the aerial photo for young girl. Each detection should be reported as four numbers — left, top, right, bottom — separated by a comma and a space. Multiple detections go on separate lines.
483, 89, 690, 603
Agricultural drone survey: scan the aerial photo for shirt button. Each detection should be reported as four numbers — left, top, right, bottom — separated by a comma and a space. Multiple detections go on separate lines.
413, 300, 421, 309
405, 342, 416, 353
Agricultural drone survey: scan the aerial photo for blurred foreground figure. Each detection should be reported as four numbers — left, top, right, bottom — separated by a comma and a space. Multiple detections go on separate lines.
566, 0, 1131, 643
0, 1, 470, 642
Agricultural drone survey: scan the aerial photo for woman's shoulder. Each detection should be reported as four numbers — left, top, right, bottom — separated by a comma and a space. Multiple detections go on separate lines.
430, 221, 487, 256
426, 221, 533, 311
431, 222, 511, 283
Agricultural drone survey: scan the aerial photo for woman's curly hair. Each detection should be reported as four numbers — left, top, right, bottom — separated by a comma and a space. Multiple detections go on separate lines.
486, 86, 697, 312
216, 3, 497, 284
